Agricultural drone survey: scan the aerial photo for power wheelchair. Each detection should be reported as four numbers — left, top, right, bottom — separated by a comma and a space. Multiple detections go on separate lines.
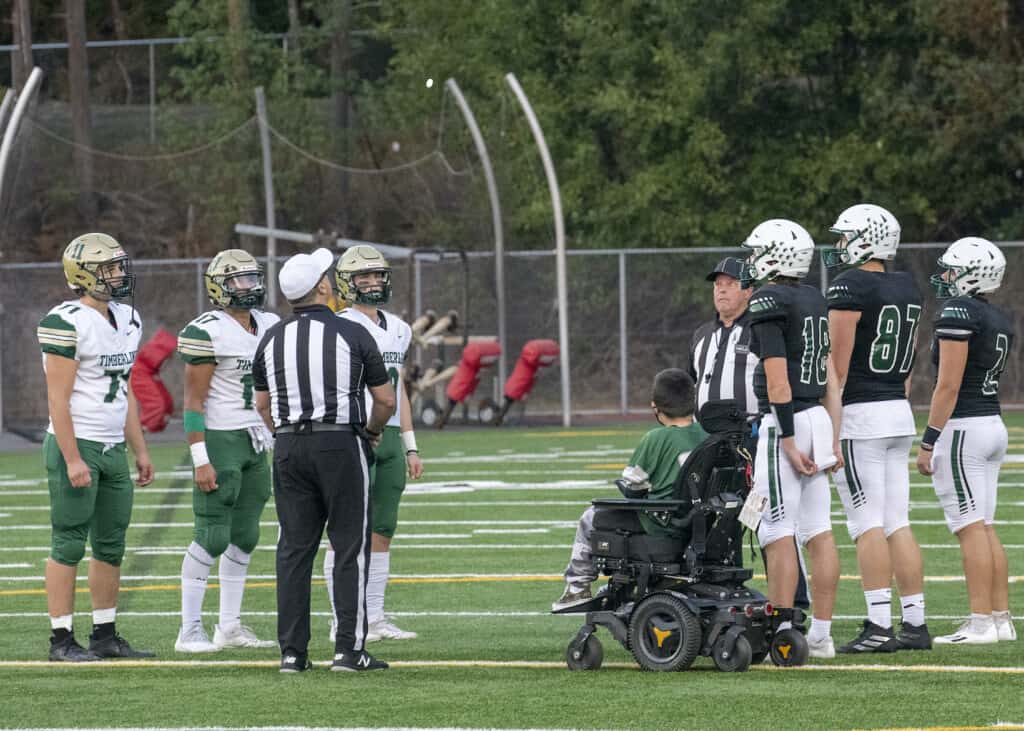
553, 401, 809, 672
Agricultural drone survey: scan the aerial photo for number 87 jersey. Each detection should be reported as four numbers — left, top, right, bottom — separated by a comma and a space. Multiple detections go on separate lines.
177, 309, 280, 429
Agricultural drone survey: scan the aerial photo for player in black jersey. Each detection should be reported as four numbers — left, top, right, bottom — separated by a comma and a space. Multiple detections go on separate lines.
743, 218, 840, 659
823, 204, 931, 653
917, 237, 1016, 645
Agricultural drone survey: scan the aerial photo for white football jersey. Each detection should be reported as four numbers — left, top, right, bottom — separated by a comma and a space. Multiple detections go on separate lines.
339, 307, 411, 428
38, 300, 143, 443
178, 309, 280, 430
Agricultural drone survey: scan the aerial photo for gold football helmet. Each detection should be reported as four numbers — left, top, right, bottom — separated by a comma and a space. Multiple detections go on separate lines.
335, 244, 392, 305
62, 233, 135, 300
205, 249, 266, 310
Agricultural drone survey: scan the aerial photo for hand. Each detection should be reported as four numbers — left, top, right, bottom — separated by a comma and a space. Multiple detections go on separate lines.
194, 462, 218, 492
407, 452, 423, 479
829, 439, 845, 474
781, 437, 816, 476
135, 453, 155, 486
916, 448, 934, 476
66, 458, 92, 489
366, 426, 383, 448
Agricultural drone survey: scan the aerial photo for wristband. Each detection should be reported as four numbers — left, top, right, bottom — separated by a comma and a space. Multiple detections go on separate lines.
402, 430, 418, 454
183, 410, 206, 433
190, 441, 210, 468
770, 401, 795, 438
921, 425, 942, 450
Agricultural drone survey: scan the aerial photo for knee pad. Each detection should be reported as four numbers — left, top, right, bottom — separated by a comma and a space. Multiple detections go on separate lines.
229, 521, 260, 555
195, 524, 231, 558
89, 533, 126, 566
51, 529, 87, 566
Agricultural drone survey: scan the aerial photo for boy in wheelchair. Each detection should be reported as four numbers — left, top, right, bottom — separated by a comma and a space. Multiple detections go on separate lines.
552, 369, 810, 672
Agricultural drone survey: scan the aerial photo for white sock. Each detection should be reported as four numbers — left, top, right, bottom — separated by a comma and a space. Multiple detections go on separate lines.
50, 614, 73, 632
971, 612, 994, 627
808, 617, 831, 644
901, 592, 925, 627
324, 548, 337, 618
865, 588, 892, 629
367, 551, 390, 625
993, 609, 1011, 623
181, 542, 214, 626
218, 544, 251, 629
92, 607, 116, 626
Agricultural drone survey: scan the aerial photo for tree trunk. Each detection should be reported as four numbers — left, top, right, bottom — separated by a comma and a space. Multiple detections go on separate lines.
287, 0, 301, 53
227, 0, 250, 85
110, 0, 133, 104
11, 0, 34, 91
330, 0, 352, 232
66, 0, 95, 219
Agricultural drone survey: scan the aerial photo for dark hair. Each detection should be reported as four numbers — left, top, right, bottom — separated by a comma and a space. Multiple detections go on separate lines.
651, 368, 695, 418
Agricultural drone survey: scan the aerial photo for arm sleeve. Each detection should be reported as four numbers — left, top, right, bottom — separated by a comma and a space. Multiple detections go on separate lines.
361, 330, 389, 387
751, 320, 787, 359
177, 323, 217, 365
934, 301, 980, 342
38, 311, 79, 360
826, 278, 865, 311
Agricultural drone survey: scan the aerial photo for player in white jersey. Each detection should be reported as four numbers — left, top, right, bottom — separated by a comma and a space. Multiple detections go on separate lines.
38, 233, 154, 662
174, 250, 280, 652
323, 245, 424, 642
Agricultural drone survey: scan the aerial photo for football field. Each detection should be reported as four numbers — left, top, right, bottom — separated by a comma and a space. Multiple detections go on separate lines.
1, 418, 1024, 731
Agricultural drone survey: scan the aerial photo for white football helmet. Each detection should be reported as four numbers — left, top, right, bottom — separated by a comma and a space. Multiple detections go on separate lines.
931, 237, 1006, 297
741, 219, 815, 286
822, 203, 901, 271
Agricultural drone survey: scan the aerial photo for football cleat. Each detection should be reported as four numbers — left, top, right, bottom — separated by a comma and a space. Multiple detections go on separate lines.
213, 623, 277, 649
331, 649, 388, 672
837, 620, 901, 654
89, 632, 156, 659
551, 584, 593, 612
175, 623, 218, 653
895, 622, 932, 650
934, 618, 999, 645
366, 618, 417, 642
49, 633, 100, 662
807, 635, 836, 659
995, 614, 1017, 642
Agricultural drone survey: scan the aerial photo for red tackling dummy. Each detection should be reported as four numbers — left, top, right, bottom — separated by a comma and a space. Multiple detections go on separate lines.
130, 327, 177, 432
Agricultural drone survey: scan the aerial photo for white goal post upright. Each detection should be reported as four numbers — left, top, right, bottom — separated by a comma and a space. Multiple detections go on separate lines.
0, 66, 43, 226
254, 86, 278, 308
505, 72, 571, 427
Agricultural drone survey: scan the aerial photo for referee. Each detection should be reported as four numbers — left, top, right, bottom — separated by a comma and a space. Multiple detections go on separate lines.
253, 248, 396, 673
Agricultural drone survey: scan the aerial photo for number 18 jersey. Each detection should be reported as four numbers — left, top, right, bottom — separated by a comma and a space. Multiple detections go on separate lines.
178, 309, 280, 430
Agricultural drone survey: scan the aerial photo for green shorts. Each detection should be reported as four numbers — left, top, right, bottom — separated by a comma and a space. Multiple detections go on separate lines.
370, 426, 408, 538
192, 428, 272, 556
44, 433, 133, 567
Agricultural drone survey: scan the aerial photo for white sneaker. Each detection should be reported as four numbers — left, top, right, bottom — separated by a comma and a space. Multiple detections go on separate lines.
175, 623, 218, 653
934, 618, 999, 645
213, 623, 277, 649
807, 635, 836, 659
366, 618, 418, 642
994, 614, 1017, 642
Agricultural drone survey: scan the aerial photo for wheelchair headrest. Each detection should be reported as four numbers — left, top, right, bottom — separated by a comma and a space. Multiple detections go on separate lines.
696, 399, 748, 434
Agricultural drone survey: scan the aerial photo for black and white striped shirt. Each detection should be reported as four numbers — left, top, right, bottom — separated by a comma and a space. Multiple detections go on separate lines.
688, 309, 758, 416
252, 304, 388, 428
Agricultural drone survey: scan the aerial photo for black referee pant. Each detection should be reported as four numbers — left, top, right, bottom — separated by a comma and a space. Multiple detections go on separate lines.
273, 426, 373, 658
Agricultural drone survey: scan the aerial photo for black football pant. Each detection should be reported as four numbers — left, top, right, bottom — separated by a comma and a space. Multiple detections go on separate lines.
273, 428, 373, 658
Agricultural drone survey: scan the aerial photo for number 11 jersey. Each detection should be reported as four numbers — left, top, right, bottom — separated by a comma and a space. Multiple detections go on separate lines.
178, 309, 280, 430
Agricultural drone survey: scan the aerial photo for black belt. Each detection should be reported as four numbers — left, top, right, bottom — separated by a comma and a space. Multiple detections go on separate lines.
277, 421, 355, 435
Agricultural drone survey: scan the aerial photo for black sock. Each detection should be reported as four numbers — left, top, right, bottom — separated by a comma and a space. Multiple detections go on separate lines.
51, 627, 72, 643
91, 621, 116, 640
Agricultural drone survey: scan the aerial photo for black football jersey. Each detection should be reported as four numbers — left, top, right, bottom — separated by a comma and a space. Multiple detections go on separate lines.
748, 282, 830, 413
827, 269, 923, 405
931, 296, 1014, 418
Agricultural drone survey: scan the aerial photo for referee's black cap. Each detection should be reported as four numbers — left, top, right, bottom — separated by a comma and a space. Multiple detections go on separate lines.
706, 256, 746, 282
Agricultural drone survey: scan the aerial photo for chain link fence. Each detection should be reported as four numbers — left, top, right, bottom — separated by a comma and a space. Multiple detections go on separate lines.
4, 244, 1023, 432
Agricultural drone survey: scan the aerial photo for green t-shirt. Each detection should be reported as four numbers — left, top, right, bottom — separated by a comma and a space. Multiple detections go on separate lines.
625, 422, 708, 535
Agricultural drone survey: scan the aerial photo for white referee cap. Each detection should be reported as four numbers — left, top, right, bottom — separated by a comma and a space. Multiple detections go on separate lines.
279, 248, 334, 301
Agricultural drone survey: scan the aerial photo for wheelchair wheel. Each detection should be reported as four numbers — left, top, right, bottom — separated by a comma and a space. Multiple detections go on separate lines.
712, 633, 752, 673
627, 594, 701, 672
565, 634, 603, 671
769, 628, 809, 667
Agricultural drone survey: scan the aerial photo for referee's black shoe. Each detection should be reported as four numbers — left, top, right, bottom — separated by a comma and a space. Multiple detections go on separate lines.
331, 649, 388, 672
89, 630, 156, 659
280, 653, 313, 673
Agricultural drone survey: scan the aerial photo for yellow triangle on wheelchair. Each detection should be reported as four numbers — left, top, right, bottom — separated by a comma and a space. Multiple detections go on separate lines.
652, 627, 673, 648
778, 644, 791, 659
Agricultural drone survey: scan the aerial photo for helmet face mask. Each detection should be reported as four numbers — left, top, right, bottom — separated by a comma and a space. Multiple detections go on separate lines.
929, 237, 1005, 298
821, 204, 900, 273
63, 233, 135, 300
742, 219, 815, 286
335, 245, 392, 306
205, 249, 266, 310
